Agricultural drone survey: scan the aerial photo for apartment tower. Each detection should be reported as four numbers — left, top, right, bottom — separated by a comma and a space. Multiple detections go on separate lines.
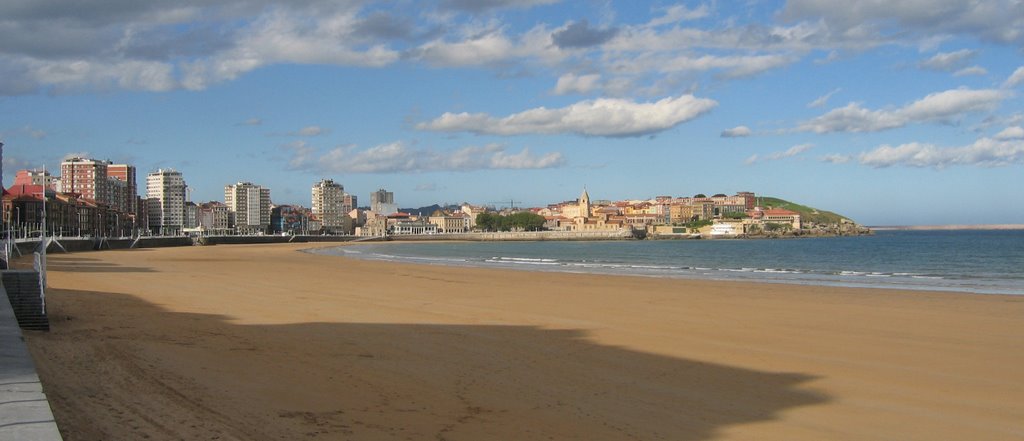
146, 169, 186, 235
312, 179, 348, 232
61, 157, 110, 205
225, 182, 271, 235
108, 164, 138, 215
370, 188, 396, 214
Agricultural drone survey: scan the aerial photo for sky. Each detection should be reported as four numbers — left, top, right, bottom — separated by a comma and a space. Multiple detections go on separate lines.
1, 0, 1023, 226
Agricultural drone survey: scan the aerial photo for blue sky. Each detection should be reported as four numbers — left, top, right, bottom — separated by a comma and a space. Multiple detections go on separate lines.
1, 0, 1023, 226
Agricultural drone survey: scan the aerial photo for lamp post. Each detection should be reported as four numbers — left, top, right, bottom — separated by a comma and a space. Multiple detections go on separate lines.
40, 170, 47, 287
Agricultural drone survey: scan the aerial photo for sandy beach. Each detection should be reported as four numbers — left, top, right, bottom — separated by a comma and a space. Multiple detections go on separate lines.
20, 243, 1024, 440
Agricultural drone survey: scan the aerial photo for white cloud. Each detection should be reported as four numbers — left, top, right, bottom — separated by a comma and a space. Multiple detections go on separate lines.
613, 53, 797, 79
918, 49, 976, 71
281, 140, 317, 170
286, 141, 565, 173
553, 73, 600, 95
857, 138, 1024, 168
1004, 66, 1024, 88
2, 4, 403, 94
646, 4, 710, 27
745, 143, 814, 164
994, 126, 1024, 140
239, 118, 263, 126
798, 88, 1008, 133
418, 94, 717, 137
953, 66, 987, 77
412, 31, 517, 67
807, 88, 841, 108
820, 153, 851, 164
23, 58, 178, 93
780, 0, 1024, 45
292, 125, 327, 137
721, 126, 752, 138
439, 0, 561, 13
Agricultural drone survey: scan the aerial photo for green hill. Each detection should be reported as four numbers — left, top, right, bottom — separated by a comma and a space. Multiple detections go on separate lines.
759, 197, 855, 225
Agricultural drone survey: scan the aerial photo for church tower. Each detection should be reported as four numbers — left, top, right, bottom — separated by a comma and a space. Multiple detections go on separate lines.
579, 187, 591, 218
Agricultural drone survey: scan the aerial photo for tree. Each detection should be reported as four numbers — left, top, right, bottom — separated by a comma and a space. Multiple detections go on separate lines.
509, 212, 546, 231
474, 212, 547, 232
474, 213, 498, 231
684, 219, 713, 229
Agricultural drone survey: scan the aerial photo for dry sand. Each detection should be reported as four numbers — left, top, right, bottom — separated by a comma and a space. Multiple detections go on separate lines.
20, 243, 1024, 440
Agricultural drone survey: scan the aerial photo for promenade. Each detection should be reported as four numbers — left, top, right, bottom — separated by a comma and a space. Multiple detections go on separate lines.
0, 281, 62, 441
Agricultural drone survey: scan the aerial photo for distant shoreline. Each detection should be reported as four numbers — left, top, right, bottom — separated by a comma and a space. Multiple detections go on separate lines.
869, 224, 1024, 231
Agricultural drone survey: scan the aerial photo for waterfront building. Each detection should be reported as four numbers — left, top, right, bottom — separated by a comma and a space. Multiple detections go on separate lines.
184, 201, 198, 229
312, 179, 351, 234
146, 169, 186, 235
556, 188, 632, 232
357, 214, 388, 236
669, 201, 715, 223
61, 157, 110, 206
225, 181, 271, 235
578, 188, 591, 219
459, 204, 488, 229
343, 193, 358, 213
197, 201, 230, 235
709, 220, 744, 237
428, 212, 471, 233
3, 184, 131, 237
752, 208, 802, 230
392, 219, 438, 235
12, 169, 58, 189
108, 164, 138, 215
135, 195, 149, 232
348, 208, 366, 227
271, 205, 311, 235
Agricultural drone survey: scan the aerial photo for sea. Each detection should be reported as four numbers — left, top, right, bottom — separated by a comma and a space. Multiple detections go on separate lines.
310, 230, 1024, 295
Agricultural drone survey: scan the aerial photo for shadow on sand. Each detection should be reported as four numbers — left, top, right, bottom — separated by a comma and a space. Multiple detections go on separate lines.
16, 253, 157, 274
29, 288, 829, 441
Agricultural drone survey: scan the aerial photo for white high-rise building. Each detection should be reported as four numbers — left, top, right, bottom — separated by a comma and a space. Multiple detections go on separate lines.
312, 179, 349, 232
225, 182, 271, 235
146, 169, 186, 235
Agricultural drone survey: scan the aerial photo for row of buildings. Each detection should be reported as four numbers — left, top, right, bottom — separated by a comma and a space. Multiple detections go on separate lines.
365, 189, 802, 237
2, 156, 393, 237
2, 153, 802, 239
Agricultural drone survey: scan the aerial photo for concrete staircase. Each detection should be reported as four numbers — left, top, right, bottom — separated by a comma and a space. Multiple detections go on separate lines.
1, 270, 49, 331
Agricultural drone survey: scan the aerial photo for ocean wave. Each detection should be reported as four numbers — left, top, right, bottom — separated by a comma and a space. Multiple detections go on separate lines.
485, 259, 559, 266
491, 256, 559, 263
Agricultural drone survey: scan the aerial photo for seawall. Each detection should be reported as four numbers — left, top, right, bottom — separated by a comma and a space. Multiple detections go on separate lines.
11, 235, 373, 256
388, 230, 638, 241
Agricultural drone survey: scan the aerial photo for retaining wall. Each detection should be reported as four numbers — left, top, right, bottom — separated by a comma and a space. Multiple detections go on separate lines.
388, 230, 638, 241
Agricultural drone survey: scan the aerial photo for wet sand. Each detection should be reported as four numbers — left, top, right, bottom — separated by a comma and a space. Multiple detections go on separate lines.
22, 243, 1024, 440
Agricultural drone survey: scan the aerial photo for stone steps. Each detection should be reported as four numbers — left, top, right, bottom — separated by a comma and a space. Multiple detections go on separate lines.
2, 270, 50, 331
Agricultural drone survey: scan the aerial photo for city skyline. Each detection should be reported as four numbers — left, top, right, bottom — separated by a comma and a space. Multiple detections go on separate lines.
2, 1, 1023, 226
